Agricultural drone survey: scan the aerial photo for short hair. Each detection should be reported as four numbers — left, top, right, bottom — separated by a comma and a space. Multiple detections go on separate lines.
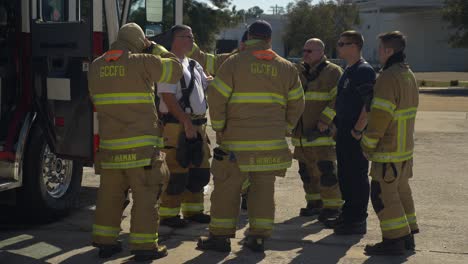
340, 30, 364, 50
378, 31, 406, 53
171, 24, 191, 36
305, 38, 325, 51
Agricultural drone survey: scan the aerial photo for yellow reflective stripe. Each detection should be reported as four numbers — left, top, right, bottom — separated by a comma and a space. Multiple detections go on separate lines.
101, 158, 152, 169
159, 207, 180, 217
152, 44, 168, 56
305, 91, 332, 101
291, 137, 336, 147
229, 92, 286, 106
158, 59, 174, 83
380, 216, 409, 231
288, 86, 304, 101
211, 77, 233, 98
100, 135, 164, 150
242, 179, 251, 191
372, 97, 396, 115
394, 107, 417, 120
210, 218, 237, 229
181, 203, 204, 212
362, 135, 379, 149
239, 161, 292, 172
211, 119, 225, 130
305, 193, 321, 201
221, 139, 288, 151
406, 213, 417, 224
206, 54, 216, 75
322, 107, 336, 121
93, 93, 153, 105
369, 151, 413, 163
129, 233, 158, 244
92, 224, 120, 237
322, 199, 344, 208
250, 218, 274, 230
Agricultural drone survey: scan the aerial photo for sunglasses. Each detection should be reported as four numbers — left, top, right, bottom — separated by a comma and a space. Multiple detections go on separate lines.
337, 42, 355, 47
303, 49, 321, 53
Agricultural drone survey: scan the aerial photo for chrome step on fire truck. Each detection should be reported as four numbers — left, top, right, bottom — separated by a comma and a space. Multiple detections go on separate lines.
0, 0, 182, 218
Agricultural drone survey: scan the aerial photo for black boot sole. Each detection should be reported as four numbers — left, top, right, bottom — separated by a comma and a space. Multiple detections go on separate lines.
132, 249, 168, 262
197, 239, 231, 252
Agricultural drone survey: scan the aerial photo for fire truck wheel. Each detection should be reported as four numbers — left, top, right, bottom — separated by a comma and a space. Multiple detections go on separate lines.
17, 124, 83, 221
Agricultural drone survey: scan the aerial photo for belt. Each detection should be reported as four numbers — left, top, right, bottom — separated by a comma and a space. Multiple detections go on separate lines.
161, 113, 207, 126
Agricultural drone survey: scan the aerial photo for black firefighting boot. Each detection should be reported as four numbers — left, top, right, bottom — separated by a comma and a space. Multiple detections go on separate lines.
299, 200, 322, 216
334, 219, 367, 235
197, 235, 231, 252
92, 241, 122, 259
243, 236, 265, 252
318, 208, 341, 224
160, 215, 189, 228
185, 213, 211, 224
364, 236, 408, 256
131, 245, 168, 262
323, 213, 345, 229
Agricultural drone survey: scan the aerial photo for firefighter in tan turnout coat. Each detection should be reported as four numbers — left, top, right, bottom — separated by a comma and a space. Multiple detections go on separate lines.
292, 38, 344, 222
197, 20, 305, 253
88, 23, 182, 261
360, 31, 419, 256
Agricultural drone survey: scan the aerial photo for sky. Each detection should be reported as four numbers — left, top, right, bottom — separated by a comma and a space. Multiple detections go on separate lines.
199, 0, 316, 14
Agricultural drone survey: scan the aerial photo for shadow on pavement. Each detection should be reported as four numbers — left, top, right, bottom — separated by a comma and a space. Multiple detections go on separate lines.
419, 88, 468, 97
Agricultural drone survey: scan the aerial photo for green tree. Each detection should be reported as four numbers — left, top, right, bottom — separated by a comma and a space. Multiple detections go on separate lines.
443, 0, 468, 48
184, 0, 238, 50
246, 6, 264, 18
284, 0, 360, 57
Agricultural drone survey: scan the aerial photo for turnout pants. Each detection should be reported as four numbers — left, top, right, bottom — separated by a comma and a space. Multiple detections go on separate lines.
92, 156, 169, 250
336, 125, 370, 222
294, 146, 343, 209
159, 123, 211, 219
209, 154, 277, 238
370, 159, 418, 239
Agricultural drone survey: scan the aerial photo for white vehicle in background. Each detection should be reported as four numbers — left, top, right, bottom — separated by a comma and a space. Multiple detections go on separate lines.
0, 0, 182, 219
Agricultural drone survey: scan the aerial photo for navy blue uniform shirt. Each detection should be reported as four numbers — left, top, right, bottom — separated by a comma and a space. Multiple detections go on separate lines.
335, 59, 376, 127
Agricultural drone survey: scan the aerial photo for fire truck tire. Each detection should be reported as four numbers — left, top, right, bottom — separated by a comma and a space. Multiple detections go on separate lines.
17, 124, 83, 220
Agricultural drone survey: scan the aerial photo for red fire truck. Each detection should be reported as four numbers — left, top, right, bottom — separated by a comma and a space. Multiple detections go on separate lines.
0, 0, 182, 218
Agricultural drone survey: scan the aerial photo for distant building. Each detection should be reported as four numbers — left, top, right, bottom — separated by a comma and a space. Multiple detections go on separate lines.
349, 0, 468, 71
216, 14, 288, 57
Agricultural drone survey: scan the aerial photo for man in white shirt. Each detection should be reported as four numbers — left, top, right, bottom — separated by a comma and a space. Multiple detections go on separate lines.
157, 25, 211, 228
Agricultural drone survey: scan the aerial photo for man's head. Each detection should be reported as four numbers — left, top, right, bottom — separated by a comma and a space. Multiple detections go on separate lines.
170, 25, 194, 56
337, 30, 364, 61
247, 20, 272, 43
117, 23, 150, 53
378, 31, 406, 65
302, 38, 325, 66
239, 30, 248, 51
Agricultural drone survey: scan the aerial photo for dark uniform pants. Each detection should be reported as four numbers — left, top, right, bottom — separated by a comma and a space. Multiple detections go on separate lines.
209, 154, 277, 238
92, 157, 169, 250
159, 123, 211, 219
370, 159, 418, 239
336, 126, 370, 223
